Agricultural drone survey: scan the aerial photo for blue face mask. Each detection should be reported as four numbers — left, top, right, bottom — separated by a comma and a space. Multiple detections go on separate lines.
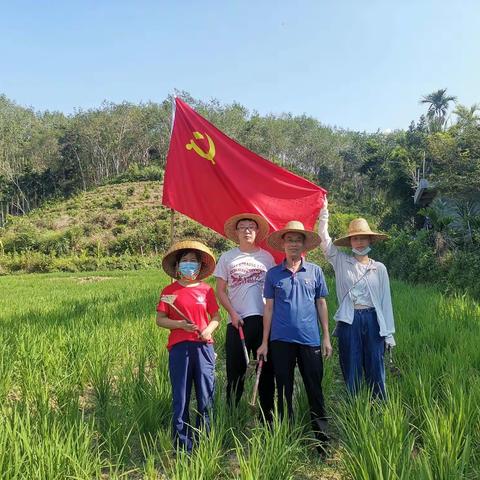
178, 261, 200, 280
352, 246, 371, 256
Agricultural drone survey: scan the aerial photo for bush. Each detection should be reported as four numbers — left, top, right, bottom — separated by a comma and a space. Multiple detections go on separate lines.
1, 223, 39, 253
104, 165, 164, 184
111, 226, 124, 236
141, 185, 151, 200
0, 252, 164, 274
374, 229, 438, 283
51, 256, 79, 272
107, 220, 169, 255
4, 251, 54, 273
374, 227, 480, 298
445, 250, 480, 298
116, 212, 131, 225
111, 195, 126, 209
36, 227, 83, 255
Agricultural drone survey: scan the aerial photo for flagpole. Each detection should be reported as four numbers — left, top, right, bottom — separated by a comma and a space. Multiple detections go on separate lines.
169, 208, 175, 243
168, 93, 177, 247
168, 95, 177, 283
169, 92, 176, 136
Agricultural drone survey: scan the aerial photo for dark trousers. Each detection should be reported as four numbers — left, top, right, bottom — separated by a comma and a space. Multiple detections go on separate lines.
169, 341, 215, 452
270, 340, 327, 440
337, 308, 386, 399
225, 315, 275, 418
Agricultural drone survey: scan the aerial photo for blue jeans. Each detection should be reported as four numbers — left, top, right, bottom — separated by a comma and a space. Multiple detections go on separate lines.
337, 308, 386, 399
169, 341, 215, 452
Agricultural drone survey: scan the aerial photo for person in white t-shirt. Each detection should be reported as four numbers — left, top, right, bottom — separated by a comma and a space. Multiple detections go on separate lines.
214, 213, 275, 419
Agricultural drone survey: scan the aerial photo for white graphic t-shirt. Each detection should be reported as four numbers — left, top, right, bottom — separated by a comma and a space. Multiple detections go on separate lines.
214, 247, 276, 323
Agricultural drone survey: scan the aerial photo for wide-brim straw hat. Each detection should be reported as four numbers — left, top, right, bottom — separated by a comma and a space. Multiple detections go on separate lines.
223, 213, 270, 243
267, 220, 321, 252
333, 218, 389, 247
162, 239, 216, 280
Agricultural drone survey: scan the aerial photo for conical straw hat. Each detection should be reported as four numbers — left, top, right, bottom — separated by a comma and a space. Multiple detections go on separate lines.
162, 239, 216, 280
223, 213, 270, 243
267, 220, 321, 252
333, 218, 388, 247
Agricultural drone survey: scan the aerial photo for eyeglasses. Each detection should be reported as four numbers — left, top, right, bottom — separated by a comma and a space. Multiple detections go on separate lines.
236, 226, 258, 231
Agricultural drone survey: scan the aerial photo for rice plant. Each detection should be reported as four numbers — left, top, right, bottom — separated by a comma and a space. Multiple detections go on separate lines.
0, 271, 478, 478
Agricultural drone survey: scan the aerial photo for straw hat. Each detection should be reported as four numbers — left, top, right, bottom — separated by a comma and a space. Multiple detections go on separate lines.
267, 220, 321, 252
162, 239, 216, 280
223, 213, 270, 243
333, 218, 389, 247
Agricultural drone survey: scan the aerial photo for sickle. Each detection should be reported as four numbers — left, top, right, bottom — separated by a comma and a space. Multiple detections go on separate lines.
185, 131, 216, 164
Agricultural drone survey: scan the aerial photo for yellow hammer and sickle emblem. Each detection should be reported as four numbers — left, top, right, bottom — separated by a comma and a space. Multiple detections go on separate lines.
185, 132, 216, 165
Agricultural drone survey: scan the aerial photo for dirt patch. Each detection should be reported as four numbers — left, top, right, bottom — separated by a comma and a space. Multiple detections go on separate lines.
78, 383, 96, 413
7, 386, 22, 403
75, 276, 116, 284
52, 215, 72, 229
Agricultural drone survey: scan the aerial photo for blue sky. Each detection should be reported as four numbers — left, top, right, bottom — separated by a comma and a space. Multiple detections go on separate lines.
1, 0, 479, 132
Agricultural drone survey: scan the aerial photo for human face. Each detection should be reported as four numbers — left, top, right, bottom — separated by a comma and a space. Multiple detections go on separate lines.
236, 219, 258, 244
176, 250, 201, 282
282, 232, 305, 258
179, 251, 199, 263
350, 235, 371, 251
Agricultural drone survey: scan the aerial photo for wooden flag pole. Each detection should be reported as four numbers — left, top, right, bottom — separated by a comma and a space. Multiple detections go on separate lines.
168, 92, 177, 246
167, 93, 178, 283
169, 208, 175, 243
169, 208, 176, 284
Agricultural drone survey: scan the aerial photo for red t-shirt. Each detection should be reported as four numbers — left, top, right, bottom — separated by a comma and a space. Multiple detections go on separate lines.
156, 281, 219, 350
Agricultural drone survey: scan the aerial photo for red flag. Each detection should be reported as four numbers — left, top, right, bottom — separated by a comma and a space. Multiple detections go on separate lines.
162, 98, 327, 257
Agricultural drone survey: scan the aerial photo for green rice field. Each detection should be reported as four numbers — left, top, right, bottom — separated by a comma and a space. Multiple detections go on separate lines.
0, 270, 478, 479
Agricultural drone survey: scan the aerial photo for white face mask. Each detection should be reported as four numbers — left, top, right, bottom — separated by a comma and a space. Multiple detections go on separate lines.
352, 246, 371, 256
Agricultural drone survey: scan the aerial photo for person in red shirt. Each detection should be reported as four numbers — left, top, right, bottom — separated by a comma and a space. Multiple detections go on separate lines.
156, 240, 220, 453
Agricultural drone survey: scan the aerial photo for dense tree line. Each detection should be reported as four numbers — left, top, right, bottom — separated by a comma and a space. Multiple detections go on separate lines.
1, 89, 479, 289
0, 94, 171, 223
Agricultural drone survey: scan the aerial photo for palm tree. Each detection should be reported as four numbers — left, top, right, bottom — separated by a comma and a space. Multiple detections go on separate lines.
419, 88, 457, 131
453, 103, 480, 129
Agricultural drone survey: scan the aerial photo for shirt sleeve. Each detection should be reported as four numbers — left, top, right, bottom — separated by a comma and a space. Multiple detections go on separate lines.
318, 206, 341, 269
266, 252, 276, 270
213, 253, 228, 280
263, 269, 275, 299
156, 287, 170, 313
205, 286, 220, 317
315, 267, 329, 298
380, 265, 396, 341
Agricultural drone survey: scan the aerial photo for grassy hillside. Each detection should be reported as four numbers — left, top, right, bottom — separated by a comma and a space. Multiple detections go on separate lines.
0, 181, 233, 274
5, 178, 477, 303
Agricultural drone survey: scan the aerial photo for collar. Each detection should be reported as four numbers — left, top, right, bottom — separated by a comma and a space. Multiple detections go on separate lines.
346, 256, 377, 270
237, 245, 261, 255
281, 258, 306, 272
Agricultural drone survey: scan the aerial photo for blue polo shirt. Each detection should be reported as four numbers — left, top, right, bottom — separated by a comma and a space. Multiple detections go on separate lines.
264, 260, 328, 346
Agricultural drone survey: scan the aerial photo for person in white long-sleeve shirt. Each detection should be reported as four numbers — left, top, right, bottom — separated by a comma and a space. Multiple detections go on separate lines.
317, 198, 395, 398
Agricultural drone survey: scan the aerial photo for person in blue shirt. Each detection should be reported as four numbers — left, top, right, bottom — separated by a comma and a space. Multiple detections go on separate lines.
257, 220, 332, 452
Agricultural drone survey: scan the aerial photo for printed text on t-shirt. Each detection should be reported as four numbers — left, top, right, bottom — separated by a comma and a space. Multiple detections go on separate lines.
230, 262, 266, 287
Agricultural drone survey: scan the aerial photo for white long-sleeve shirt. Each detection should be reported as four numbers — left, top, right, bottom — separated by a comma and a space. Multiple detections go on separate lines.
318, 207, 396, 346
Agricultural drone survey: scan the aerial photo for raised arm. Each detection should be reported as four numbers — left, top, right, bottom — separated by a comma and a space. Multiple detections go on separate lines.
317, 198, 341, 267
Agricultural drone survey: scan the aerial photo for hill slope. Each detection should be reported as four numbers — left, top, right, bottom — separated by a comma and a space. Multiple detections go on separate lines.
0, 181, 233, 273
